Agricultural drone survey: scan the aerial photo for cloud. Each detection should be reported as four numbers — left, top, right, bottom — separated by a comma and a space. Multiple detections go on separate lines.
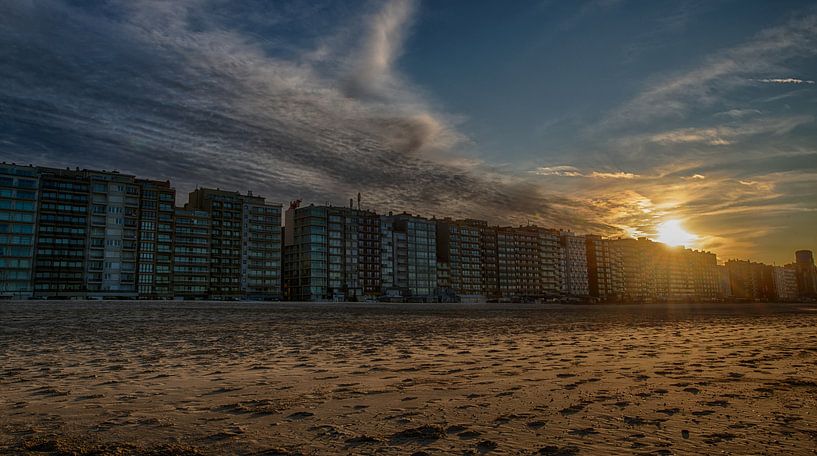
713, 109, 761, 119
757, 77, 815, 84
596, 14, 817, 130
534, 166, 639, 179
589, 171, 638, 179
682, 174, 706, 180
533, 165, 584, 177
0, 0, 625, 235
623, 115, 814, 146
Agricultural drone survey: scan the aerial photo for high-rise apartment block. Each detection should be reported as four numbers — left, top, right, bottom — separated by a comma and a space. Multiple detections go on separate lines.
585, 235, 624, 301
283, 204, 379, 301
188, 188, 281, 300
560, 232, 589, 297
33, 167, 91, 298
617, 237, 720, 302
793, 250, 816, 298
379, 213, 437, 300
772, 266, 798, 301
136, 179, 176, 299
0, 164, 38, 299
435, 219, 483, 302
725, 260, 775, 301
172, 208, 211, 299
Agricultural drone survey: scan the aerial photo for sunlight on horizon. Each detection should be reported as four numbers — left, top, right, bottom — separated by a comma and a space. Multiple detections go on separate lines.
655, 220, 698, 247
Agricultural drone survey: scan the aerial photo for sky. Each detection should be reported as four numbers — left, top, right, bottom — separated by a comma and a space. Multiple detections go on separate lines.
1, 0, 815, 265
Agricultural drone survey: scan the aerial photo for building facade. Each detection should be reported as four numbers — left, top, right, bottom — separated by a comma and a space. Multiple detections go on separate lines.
0, 164, 38, 299
773, 266, 798, 301
586, 235, 624, 301
136, 179, 176, 299
725, 259, 775, 301
496, 226, 541, 299
380, 213, 437, 300
560, 232, 589, 297
617, 237, 720, 302
793, 250, 817, 298
284, 204, 379, 301
188, 188, 281, 300
85, 171, 142, 299
436, 219, 483, 302
32, 168, 91, 298
172, 208, 211, 299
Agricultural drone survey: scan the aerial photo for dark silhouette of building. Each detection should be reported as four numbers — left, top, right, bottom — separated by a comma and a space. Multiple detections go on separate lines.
725, 260, 775, 301
794, 250, 816, 298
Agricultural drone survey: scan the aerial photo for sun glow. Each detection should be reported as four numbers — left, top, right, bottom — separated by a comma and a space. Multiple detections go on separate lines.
656, 220, 697, 247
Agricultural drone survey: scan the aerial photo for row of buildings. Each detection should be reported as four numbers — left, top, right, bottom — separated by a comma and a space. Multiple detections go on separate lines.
0, 164, 281, 300
723, 250, 817, 302
1, 162, 815, 302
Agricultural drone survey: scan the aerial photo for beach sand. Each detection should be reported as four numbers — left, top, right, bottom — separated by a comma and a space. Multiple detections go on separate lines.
1, 301, 816, 455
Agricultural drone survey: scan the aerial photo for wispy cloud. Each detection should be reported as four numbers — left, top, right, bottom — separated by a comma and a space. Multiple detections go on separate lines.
533, 165, 584, 177
0, 0, 588, 229
589, 171, 638, 179
596, 14, 817, 130
534, 166, 639, 179
756, 77, 815, 84
620, 115, 813, 147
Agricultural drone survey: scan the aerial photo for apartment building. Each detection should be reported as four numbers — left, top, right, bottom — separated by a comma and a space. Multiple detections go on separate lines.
0, 164, 38, 299
85, 171, 142, 299
436, 219, 483, 302
380, 213, 437, 300
560, 232, 589, 297
136, 179, 176, 299
496, 226, 541, 299
32, 168, 91, 298
585, 235, 624, 301
772, 266, 798, 301
188, 188, 281, 300
617, 237, 720, 302
725, 259, 775, 301
283, 203, 379, 301
172, 208, 211, 299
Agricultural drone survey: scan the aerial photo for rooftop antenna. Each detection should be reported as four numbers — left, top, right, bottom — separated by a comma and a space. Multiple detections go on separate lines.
357, 192, 361, 210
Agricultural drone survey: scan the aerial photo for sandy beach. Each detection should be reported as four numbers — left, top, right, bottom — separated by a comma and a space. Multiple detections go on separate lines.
1, 301, 816, 455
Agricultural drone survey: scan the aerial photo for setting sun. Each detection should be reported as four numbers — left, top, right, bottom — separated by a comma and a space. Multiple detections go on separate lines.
656, 219, 697, 247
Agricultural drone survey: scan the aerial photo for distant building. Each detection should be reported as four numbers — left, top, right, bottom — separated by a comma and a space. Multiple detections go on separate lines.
0, 159, 810, 303
586, 235, 624, 302
172, 208, 211, 299
496, 226, 541, 300
617, 237, 720, 302
436, 219, 483, 302
793, 250, 817, 298
560, 232, 589, 297
458, 219, 500, 300
284, 204, 380, 301
537, 228, 563, 298
136, 179, 176, 299
188, 188, 281, 300
725, 259, 775, 301
380, 213, 437, 300
717, 264, 731, 298
32, 167, 91, 299
772, 266, 798, 301
0, 164, 38, 299
85, 170, 144, 299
